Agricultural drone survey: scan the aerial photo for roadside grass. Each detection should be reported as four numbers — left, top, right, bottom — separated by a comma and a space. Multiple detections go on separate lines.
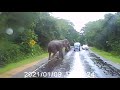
90, 47, 120, 64
0, 53, 48, 74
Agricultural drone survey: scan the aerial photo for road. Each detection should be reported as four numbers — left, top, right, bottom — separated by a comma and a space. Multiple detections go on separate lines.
12, 47, 120, 78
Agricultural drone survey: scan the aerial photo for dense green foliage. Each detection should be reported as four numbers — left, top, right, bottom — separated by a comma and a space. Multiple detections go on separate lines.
0, 12, 80, 67
80, 12, 120, 55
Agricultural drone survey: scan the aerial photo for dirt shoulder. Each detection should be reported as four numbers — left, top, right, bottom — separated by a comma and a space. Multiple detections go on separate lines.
0, 58, 48, 78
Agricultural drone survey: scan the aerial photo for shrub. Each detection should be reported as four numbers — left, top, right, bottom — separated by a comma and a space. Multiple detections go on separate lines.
0, 39, 44, 67
0, 41, 24, 67
30, 44, 44, 56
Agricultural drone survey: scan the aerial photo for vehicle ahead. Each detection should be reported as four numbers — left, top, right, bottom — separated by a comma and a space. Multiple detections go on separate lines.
74, 42, 81, 51
82, 44, 89, 50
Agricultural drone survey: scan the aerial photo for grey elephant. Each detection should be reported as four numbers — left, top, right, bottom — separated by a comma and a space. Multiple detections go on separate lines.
48, 39, 70, 60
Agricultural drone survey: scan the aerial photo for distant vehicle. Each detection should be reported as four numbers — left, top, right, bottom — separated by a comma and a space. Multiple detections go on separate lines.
74, 42, 81, 51
82, 45, 89, 50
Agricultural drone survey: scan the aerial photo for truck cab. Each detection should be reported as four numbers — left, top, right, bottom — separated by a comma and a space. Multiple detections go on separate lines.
74, 42, 81, 51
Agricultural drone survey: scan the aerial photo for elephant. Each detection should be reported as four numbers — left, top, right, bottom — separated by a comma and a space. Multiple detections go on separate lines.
59, 39, 70, 52
48, 39, 70, 60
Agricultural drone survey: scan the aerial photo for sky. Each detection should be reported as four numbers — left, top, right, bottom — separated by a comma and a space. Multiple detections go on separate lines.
50, 12, 116, 32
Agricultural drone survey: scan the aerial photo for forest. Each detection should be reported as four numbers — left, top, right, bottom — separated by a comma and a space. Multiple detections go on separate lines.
0, 12, 80, 67
80, 12, 120, 56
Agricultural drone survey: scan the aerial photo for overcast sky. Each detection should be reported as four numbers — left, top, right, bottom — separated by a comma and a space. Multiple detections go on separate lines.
50, 12, 116, 32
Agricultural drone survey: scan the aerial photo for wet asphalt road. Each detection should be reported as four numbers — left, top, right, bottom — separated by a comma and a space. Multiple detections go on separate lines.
29, 47, 120, 78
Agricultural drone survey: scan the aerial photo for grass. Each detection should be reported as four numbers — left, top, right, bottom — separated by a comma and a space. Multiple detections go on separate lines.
90, 47, 120, 64
0, 53, 48, 74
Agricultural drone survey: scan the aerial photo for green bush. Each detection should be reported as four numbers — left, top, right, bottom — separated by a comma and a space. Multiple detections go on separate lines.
107, 40, 120, 55
0, 41, 24, 67
20, 42, 32, 54
32, 44, 44, 55
0, 39, 44, 67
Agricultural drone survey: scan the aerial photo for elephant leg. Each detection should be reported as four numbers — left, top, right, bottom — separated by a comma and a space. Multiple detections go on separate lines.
59, 50, 63, 59
48, 52, 51, 60
52, 50, 57, 58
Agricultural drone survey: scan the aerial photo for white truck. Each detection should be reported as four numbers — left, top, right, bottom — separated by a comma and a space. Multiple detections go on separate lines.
74, 42, 81, 51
